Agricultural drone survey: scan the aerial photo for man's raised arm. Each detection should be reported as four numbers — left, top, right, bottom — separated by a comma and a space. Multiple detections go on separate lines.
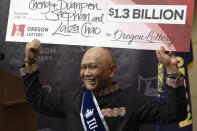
20, 39, 70, 118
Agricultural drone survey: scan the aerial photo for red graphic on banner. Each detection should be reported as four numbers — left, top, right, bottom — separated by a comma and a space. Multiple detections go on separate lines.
11, 23, 25, 37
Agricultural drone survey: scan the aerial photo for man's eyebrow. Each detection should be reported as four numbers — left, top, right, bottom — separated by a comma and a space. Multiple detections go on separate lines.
81, 63, 98, 66
81, 64, 86, 66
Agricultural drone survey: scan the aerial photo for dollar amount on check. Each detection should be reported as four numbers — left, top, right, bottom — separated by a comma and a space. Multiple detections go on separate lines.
107, 5, 187, 24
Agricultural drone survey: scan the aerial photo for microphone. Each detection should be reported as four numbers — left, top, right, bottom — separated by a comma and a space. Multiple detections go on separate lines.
0, 52, 5, 61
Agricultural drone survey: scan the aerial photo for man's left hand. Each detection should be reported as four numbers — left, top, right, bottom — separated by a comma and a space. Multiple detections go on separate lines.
156, 46, 179, 74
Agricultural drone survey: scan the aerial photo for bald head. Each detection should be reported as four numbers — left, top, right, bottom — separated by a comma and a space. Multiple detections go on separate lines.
80, 47, 117, 92
82, 47, 115, 67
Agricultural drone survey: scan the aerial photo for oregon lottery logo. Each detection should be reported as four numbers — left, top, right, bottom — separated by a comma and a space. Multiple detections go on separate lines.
11, 23, 25, 37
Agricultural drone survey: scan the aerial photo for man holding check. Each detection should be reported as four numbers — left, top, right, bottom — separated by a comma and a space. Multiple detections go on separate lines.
20, 39, 187, 131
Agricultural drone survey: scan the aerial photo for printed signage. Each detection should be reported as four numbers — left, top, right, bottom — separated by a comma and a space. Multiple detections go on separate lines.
6, 0, 194, 51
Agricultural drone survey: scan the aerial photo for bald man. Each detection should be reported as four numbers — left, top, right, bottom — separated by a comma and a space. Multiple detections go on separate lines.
20, 39, 187, 131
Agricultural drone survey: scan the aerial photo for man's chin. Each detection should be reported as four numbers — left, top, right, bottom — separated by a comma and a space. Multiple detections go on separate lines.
85, 85, 97, 91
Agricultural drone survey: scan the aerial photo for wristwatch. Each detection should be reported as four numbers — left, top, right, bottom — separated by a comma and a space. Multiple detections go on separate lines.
166, 72, 184, 88
166, 72, 184, 79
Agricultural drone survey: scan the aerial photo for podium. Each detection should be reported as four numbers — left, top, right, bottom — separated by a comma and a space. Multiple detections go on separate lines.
0, 69, 37, 131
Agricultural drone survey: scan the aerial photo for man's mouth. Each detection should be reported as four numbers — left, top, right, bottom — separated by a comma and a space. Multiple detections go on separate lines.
85, 79, 96, 84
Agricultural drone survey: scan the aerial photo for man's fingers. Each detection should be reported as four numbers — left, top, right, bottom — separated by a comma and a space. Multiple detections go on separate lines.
156, 50, 160, 58
25, 39, 41, 61
159, 46, 175, 56
32, 39, 40, 44
160, 46, 166, 54
26, 39, 41, 51
32, 39, 41, 48
166, 51, 174, 56
28, 39, 40, 46
156, 46, 168, 63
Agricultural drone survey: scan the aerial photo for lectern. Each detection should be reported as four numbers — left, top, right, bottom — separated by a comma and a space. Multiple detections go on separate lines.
0, 69, 37, 131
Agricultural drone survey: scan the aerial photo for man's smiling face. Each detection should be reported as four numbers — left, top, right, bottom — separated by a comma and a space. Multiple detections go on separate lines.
80, 47, 115, 92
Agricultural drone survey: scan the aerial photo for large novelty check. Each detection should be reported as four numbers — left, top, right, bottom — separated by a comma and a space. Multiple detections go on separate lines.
6, 0, 194, 51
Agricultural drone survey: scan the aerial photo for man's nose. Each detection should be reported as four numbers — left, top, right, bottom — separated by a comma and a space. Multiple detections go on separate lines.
84, 68, 91, 76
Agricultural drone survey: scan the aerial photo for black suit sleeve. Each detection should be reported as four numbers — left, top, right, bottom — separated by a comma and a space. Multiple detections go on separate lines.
22, 70, 71, 118
134, 85, 187, 125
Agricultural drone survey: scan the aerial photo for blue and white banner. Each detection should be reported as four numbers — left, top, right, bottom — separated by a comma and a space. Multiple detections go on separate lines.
80, 90, 109, 131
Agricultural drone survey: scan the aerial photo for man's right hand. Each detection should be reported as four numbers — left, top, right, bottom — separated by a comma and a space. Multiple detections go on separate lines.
25, 39, 41, 63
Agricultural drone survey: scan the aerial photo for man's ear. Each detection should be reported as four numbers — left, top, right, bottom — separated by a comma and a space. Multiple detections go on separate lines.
109, 64, 117, 78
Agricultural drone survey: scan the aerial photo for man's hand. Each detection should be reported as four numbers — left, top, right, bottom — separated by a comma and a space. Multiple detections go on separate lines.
156, 46, 179, 74
25, 39, 41, 63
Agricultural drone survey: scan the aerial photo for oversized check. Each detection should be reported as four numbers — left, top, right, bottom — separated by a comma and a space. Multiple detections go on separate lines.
6, 0, 194, 51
